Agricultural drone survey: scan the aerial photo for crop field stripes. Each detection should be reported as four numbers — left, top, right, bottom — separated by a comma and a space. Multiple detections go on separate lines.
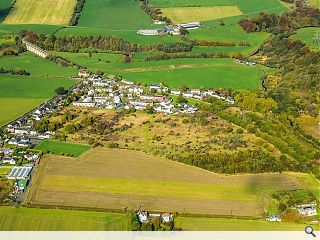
3, 0, 77, 25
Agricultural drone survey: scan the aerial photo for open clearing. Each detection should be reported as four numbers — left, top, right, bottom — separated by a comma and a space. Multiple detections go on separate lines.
161, 6, 243, 23
0, 207, 128, 230
3, 0, 76, 25
26, 147, 303, 216
291, 27, 320, 51
35, 140, 91, 158
176, 217, 308, 231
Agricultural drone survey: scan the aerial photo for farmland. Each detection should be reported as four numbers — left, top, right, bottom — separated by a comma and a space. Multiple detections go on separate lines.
3, 0, 77, 25
35, 140, 91, 157
175, 217, 307, 231
0, 207, 128, 231
78, 0, 152, 30
0, 75, 76, 126
26, 147, 304, 216
52, 53, 263, 89
0, 52, 78, 77
160, 6, 243, 23
291, 27, 320, 51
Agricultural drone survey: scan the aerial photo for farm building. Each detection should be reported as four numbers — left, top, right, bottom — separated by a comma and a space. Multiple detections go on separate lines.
177, 22, 201, 30
78, 70, 90, 78
137, 29, 160, 36
7, 166, 33, 180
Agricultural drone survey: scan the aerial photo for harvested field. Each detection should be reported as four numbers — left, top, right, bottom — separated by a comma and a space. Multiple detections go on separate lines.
161, 6, 243, 23
26, 148, 302, 216
4, 0, 77, 25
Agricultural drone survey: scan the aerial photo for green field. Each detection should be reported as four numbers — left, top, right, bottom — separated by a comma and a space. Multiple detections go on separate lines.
291, 27, 320, 51
176, 217, 309, 231
0, 207, 128, 230
26, 148, 309, 216
53, 53, 263, 89
0, 52, 78, 77
0, 97, 45, 127
0, 0, 12, 22
3, 0, 76, 25
0, 75, 76, 126
78, 0, 152, 30
35, 140, 91, 157
0, 75, 76, 99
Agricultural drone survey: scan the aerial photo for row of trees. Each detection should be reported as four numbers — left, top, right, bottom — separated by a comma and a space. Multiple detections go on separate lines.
182, 36, 251, 47
140, 2, 172, 24
0, 67, 30, 76
69, 0, 86, 26
20, 31, 193, 53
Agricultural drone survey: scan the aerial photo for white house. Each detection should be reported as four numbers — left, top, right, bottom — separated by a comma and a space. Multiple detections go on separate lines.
161, 213, 173, 223
190, 89, 201, 95
171, 89, 181, 95
1, 156, 16, 165
266, 215, 281, 222
137, 211, 149, 222
121, 79, 134, 85
183, 92, 193, 98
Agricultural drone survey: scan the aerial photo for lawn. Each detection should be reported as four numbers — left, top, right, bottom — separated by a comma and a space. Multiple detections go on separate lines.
52, 53, 263, 89
161, 6, 243, 23
0, 53, 78, 77
26, 147, 304, 216
35, 140, 91, 157
0, 207, 128, 230
0, 23, 63, 37
3, 0, 77, 25
175, 216, 308, 231
291, 27, 320, 51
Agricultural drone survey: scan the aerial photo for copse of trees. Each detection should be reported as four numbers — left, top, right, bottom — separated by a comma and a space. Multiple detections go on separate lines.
140, 2, 172, 24
239, 4, 320, 35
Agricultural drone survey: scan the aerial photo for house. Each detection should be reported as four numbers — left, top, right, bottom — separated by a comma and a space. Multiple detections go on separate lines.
1, 156, 16, 165
171, 89, 181, 95
190, 89, 201, 95
164, 26, 180, 35
137, 211, 149, 222
121, 79, 134, 85
0, 148, 14, 155
296, 204, 317, 216
78, 70, 90, 78
14, 128, 29, 135
183, 92, 193, 98
8, 137, 19, 145
153, 20, 166, 25
266, 215, 281, 222
161, 213, 173, 223
24, 153, 39, 162
18, 139, 31, 147
140, 95, 165, 101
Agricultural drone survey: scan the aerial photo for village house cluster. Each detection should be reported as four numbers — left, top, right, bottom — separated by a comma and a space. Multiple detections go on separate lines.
73, 71, 234, 114
0, 89, 72, 198
136, 210, 174, 224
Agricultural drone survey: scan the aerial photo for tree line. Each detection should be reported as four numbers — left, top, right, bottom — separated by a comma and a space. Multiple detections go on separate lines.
69, 0, 86, 26
0, 67, 30, 76
19, 31, 193, 53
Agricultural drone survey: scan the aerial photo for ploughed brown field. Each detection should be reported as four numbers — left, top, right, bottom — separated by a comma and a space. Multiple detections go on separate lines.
26, 148, 301, 216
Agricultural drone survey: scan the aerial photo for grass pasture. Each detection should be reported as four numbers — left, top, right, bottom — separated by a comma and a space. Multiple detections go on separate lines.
161, 6, 243, 23
52, 54, 263, 89
26, 148, 303, 216
35, 140, 91, 157
3, 0, 77, 25
0, 207, 128, 230
0, 75, 76, 126
176, 217, 307, 231
291, 27, 320, 51
78, 0, 152, 30
0, 52, 78, 77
